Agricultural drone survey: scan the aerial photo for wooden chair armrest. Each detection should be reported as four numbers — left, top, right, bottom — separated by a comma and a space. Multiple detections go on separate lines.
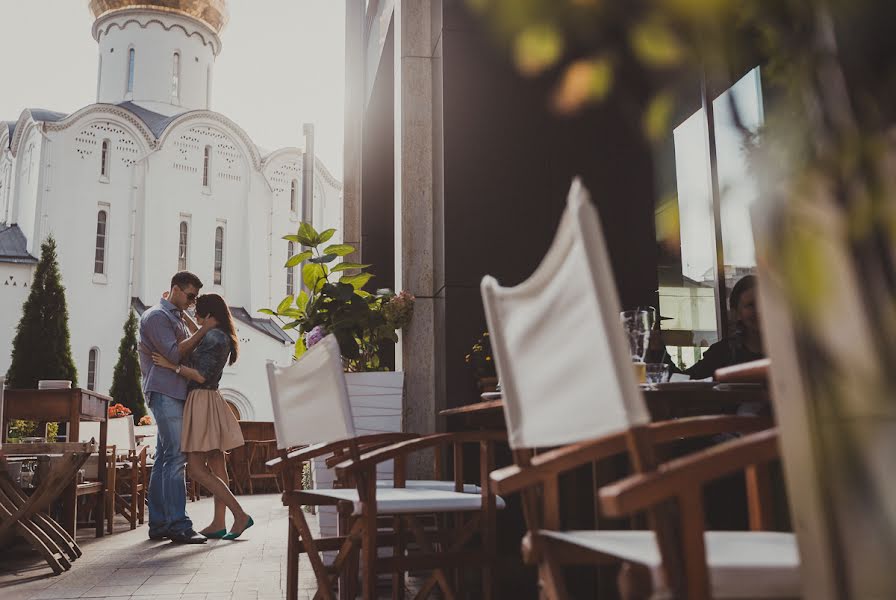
599, 428, 779, 518
265, 433, 419, 470
488, 415, 771, 496
490, 431, 628, 495
334, 431, 507, 476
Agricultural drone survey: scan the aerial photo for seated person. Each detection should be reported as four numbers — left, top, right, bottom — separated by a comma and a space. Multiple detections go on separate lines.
686, 275, 763, 380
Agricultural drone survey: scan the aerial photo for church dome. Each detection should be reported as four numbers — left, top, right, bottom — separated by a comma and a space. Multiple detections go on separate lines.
88, 0, 228, 34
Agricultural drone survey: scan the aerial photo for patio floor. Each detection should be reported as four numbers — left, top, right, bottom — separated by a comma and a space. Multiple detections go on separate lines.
0, 493, 319, 600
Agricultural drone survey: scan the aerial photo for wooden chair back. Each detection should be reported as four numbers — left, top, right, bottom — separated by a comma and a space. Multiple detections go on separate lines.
266, 334, 355, 450
481, 177, 649, 451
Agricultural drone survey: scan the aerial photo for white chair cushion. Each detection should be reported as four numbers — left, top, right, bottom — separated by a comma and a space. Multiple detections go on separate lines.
302, 486, 506, 515
540, 530, 800, 599
375, 479, 481, 494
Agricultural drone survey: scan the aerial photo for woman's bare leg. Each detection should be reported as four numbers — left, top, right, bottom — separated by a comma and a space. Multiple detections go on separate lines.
207, 451, 231, 531
186, 453, 250, 534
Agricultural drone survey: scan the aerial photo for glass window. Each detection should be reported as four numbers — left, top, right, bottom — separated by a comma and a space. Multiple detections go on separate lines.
178, 221, 188, 270
286, 241, 295, 296
290, 179, 298, 213
214, 226, 224, 285
94, 210, 107, 274
100, 139, 110, 178
127, 48, 135, 93
203, 145, 211, 187
172, 52, 180, 99
87, 348, 98, 391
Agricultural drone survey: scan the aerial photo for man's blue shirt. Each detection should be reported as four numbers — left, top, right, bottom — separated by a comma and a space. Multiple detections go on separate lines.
139, 298, 189, 401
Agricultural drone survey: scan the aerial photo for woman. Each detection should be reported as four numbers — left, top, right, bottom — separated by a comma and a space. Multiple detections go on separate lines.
152, 293, 253, 540
686, 275, 764, 380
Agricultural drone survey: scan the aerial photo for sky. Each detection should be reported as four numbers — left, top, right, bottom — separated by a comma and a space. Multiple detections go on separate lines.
0, 0, 346, 176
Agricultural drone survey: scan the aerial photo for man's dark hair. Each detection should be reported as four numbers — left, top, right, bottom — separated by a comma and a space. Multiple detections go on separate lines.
171, 271, 203, 290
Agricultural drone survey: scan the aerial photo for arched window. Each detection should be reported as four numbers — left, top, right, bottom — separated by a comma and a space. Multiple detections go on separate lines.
286, 241, 295, 296
100, 139, 110, 179
290, 179, 298, 213
178, 221, 188, 270
202, 145, 211, 187
214, 226, 224, 285
171, 52, 180, 99
127, 48, 135, 93
94, 210, 108, 274
87, 348, 99, 391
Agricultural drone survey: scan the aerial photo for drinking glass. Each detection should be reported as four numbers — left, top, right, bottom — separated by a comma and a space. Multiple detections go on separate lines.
620, 310, 652, 362
645, 363, 670, 389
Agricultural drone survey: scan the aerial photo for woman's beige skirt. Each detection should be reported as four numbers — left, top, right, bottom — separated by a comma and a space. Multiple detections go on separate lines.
181, 388, 245, 453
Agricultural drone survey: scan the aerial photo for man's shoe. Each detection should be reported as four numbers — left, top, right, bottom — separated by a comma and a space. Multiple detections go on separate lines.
148, 531, 169, 541
167, 529, 207, 544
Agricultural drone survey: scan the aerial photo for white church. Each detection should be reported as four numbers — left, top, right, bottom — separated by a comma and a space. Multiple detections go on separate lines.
0, 0, 342, 421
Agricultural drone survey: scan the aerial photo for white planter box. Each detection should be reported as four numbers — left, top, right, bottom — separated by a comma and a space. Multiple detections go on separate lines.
312, 370, 404, 545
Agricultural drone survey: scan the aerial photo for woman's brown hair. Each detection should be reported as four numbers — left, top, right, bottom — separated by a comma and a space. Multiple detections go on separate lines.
195, 293, 239, 365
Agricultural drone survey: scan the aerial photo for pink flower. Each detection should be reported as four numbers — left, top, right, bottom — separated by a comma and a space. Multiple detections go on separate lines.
305, 325, 327, 348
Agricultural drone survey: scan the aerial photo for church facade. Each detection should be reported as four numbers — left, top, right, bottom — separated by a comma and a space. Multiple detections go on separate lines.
0, 0, 341, 420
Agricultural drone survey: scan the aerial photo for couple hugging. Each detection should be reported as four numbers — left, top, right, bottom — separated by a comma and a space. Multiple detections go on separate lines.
137, 271, 252, 544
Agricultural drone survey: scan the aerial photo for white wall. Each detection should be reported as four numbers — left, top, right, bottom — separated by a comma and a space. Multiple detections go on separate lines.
96, 11, 217, 112
0, 263, 34, 376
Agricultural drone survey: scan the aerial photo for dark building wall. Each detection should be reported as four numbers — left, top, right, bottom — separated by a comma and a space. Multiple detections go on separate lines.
361, 21, 395, 295
440, 1, 660, 408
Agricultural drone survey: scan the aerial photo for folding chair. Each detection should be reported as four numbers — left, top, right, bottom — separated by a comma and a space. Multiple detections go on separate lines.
483, 178, 798, 599
267, 335, 506, 600
0, 441, 96, 574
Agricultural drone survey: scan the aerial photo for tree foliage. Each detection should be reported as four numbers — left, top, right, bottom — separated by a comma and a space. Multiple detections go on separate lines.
109, 310, 146, 419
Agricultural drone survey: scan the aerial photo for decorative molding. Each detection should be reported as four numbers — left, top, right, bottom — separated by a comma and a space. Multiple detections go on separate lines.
92, 11, 222, 55
158, 111, 261, 170
43, 105, 157, 153
9, 112, 42, 158
218, 387, 254, 420
261, 146, 343, 191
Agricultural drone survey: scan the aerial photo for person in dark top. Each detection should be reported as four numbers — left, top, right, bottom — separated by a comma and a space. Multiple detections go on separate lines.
152, 294, 252, 540
686, 275, 764, 380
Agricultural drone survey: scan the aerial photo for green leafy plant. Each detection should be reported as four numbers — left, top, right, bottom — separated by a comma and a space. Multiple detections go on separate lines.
465, 331, 496, 379
262, 222, 414, 371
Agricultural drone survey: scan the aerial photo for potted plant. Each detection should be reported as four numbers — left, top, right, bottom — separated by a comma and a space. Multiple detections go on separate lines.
263, 222, 414, 538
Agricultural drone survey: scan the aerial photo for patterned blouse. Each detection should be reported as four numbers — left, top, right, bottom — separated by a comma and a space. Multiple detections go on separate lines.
188, 328, 232, 391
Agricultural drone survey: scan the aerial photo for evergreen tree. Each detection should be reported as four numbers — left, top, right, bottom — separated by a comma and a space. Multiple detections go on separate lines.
109, 310, 146, 419
6, 236, 78, 389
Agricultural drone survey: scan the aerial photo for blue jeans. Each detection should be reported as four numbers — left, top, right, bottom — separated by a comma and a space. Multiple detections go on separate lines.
147, 392, 193, 536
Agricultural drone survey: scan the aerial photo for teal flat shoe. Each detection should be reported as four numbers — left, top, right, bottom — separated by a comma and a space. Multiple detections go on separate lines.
223, 516, 254, 540
202, 529, 228, 539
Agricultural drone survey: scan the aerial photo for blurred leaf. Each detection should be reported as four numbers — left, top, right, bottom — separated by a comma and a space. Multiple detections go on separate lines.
552, 57, 613, 114
324, 244, 355, 256
340, 273, 374, 290
277, 295, 294, 314
282, 321, 300, 330
282, 234, 300, 242
660, 0, 730, 25
303, 263, 327, 290
513, 23, 564, 76
285, 250, 313, 268
643, 91, 675, 141
294, 341, 307, 359
331, 262, 371, 273
317, 228, 337, 244
631, 19, 685, 67
258, 308, 276, 316
298, 222, 318, 247
309, 254, 338, 264
654, 192, 681, 254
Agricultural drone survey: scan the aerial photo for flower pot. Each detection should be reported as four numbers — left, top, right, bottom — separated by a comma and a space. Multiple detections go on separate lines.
312, 370, 404, 554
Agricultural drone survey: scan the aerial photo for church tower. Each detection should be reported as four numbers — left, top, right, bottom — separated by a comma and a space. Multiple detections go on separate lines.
89, 0, 228, 115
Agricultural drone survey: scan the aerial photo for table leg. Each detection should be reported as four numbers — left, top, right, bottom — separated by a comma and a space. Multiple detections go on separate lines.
96, 419, 107, 538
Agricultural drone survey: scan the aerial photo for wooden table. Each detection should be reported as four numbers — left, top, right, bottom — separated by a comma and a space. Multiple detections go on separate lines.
441, 385, 771, 429
2, 388, 111, 537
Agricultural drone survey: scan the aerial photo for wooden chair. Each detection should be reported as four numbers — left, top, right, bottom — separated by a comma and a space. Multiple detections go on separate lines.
482, 178, 799, 599
78, 445, 117, 534
266, 334, 505, 600
246, 438, 281, 494
0, 441, 96, 574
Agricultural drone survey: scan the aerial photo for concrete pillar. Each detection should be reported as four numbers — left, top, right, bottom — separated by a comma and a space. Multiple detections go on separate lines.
394, 0, 443, 476
343, 0, 365, 261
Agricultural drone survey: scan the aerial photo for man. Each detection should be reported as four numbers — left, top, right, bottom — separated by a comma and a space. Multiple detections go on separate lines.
138, 271, 218, 543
